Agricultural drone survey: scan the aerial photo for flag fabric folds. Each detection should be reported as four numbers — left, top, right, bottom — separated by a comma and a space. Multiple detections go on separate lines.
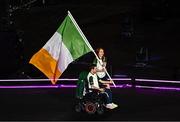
29, 12, 91, 84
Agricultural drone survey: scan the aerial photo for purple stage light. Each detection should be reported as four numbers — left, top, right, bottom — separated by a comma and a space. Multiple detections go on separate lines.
0, 84, 180, 91
135, 85, 180, 91
0, 84, 128, 89
136, 79, 180, 83
0, 85, 59, 89
59, 84, 76, 88
0, 85, 77, 89
110, 84, 132, 88
0, 78, 180, 91
108, 78, 132, 81
1, 78, 180, 84
0, 78, 130, 82
0, 78, 78, 82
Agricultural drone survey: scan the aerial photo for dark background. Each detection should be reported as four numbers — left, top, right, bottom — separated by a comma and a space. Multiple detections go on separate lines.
1, 0, 180, 80
1, 1, 180, 121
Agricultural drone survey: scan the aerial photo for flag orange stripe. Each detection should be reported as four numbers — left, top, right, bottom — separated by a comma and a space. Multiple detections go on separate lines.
29, 48, 61, 84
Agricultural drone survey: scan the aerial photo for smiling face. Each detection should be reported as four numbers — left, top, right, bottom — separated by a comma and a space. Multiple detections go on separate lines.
98, 48, 104, 59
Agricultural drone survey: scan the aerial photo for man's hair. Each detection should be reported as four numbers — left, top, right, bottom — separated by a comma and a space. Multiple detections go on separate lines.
89, 64, 96, 71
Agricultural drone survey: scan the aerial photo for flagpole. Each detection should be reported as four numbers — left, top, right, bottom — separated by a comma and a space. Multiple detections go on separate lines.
67, 11, 116, 87
67, 11, 94, 52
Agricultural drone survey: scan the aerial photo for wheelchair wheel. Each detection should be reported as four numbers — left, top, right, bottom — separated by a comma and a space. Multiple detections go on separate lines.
85, 102, 96, 114
96, 105, 104, 115
75, 103, 83, 112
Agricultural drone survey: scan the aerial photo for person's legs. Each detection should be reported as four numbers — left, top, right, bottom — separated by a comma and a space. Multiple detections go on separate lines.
99, 76, 118, 109
104, 89, 112, 104
103, 89, 115, 109
104, 88, 118, 108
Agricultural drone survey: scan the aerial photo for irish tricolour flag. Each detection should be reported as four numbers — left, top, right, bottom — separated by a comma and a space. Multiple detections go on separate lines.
29, 11, 93, 84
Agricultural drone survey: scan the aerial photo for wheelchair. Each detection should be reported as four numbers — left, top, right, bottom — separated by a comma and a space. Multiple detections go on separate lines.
75, 71, 108, 115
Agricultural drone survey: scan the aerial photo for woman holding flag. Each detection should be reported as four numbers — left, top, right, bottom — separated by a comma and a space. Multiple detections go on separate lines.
93, 48, 107, 80
93, 48, 118, 108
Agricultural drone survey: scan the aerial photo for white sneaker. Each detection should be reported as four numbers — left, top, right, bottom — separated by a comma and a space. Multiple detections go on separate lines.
112, 103, 118, 108
106, 103, 115, 109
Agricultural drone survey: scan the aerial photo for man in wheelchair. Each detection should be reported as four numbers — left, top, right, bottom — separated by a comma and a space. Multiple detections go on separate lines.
75, 64, 118, 114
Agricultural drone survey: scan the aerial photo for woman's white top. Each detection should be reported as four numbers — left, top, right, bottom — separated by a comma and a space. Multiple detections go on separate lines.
96, 59, 106, 78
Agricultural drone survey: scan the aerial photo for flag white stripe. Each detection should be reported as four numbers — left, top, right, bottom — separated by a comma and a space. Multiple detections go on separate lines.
43, 32, 73, 72
43, 32, 61, 60
57, 32, 73, 72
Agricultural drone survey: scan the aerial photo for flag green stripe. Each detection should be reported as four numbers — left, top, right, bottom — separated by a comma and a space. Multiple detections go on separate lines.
57, 15, 91, 60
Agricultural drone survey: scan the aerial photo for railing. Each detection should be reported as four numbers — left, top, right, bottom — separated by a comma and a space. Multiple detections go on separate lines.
0, 78, 179, 91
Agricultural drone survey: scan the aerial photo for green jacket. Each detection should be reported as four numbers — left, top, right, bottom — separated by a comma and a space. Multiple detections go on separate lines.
75, 71, 89, 99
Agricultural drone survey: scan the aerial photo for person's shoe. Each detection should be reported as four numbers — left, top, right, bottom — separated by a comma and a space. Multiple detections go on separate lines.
112, 103, 118, 108
106, 103, 115, 109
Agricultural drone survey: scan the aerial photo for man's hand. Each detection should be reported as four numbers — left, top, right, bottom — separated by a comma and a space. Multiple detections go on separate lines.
109, 80, 113, 84
99, 88, 105, 92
